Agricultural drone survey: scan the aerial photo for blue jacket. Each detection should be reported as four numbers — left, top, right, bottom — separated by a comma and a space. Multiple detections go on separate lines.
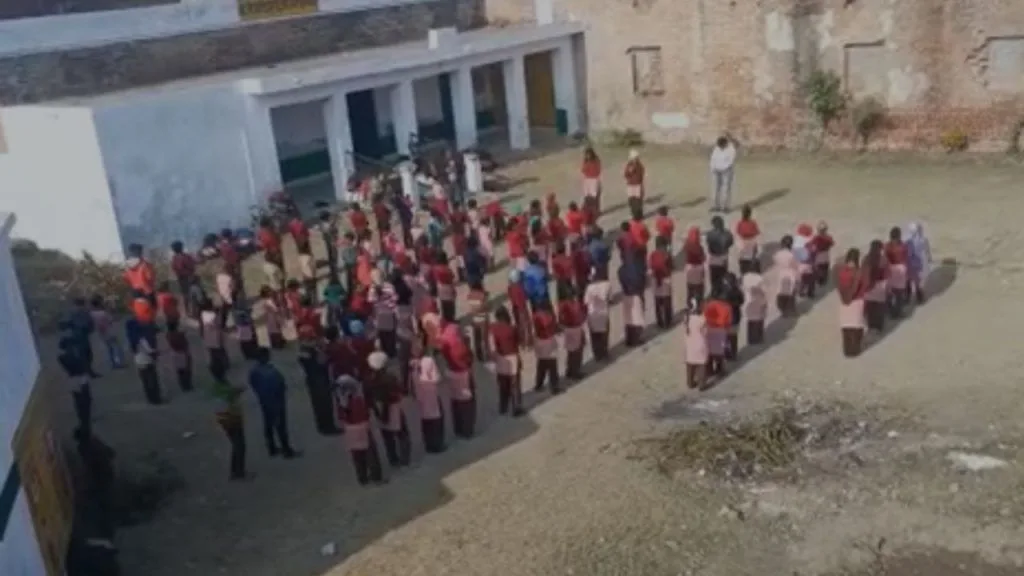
249, 364, 287, 405
523, 263, 549, 303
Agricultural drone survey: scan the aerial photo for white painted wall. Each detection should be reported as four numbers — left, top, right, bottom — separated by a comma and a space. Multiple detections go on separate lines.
0, 107, 124, 260
0, 213, 47, 576
93, 85, 258, 252
270, 99, 327, 159
0, 0, 432, 57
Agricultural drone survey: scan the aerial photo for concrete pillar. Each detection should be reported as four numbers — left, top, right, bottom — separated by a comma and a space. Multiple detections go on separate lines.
243, 98, 283, 199
502, 56, 530, 150
464, 152, 483, 196
390, 79, 418, 156
398, 161, 419, 205
451, 66, 478, 150
552, 41, 579, 136
323, 93, 355, 202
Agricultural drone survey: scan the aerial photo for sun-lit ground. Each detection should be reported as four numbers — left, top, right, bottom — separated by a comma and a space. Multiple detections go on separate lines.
39, 146, 1024, 575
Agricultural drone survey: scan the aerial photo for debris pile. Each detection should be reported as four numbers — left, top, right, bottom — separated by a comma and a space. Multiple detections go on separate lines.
641, 402, 877, 482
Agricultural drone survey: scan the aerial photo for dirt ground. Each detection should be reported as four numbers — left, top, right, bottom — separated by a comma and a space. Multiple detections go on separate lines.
38, 146, 1024, 576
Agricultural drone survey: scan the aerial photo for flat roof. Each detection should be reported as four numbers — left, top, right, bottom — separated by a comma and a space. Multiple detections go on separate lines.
48, 22, 584, 107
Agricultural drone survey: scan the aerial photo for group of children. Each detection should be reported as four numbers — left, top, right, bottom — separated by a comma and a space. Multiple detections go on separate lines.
60, 144, 936, 487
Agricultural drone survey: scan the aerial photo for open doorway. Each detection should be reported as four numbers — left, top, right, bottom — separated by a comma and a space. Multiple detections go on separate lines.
473, 62, 507, 144
524, 50, 557, 131
269, 99, 334, 212
347, 89, 381, 161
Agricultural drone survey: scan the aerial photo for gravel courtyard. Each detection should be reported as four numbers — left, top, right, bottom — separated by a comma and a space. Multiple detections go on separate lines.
60, 147, 1024, 576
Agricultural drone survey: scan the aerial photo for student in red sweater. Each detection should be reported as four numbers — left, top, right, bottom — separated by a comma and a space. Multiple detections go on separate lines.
682, 227, 707, 306
649, 236, 674, 329
551, 242, 575, 303
506, 219, 528, 272
434, 251, 457, 323
156, 282, 181, 332
654, 206, 675, 251
735, 205, 761, 275
565, 201, 585, 242
885, 226, 910, 317
812, 221, 834, 286
703, 287, 733, 377
558, 288, 587, 381
532, 301, 561, 394
490, 306, 523, 417
507, 270, 533, 347
624, 149, 645, 220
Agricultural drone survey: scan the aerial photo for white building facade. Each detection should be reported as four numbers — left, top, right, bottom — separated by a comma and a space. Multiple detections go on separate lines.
0, 19, 584, 261
0, 213, 48, 576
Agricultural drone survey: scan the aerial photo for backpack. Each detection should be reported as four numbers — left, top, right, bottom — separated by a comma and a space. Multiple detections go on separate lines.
523, 267, 548, 302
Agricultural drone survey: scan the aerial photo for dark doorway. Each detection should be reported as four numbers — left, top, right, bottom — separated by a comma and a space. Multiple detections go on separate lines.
347, 89, 380, 159
439, 74, 456, 142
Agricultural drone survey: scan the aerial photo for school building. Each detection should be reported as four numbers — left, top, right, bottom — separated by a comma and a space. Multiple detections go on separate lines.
0, 0, 585, 262
0, 213, 73, 576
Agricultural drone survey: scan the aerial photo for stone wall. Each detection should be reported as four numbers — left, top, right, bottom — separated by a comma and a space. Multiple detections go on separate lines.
499, 0, 1024, 150
0, 0, 486, 104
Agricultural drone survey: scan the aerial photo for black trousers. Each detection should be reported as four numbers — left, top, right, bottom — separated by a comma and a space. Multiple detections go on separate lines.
498, 373, 523, 415
565, 347, 584, 380
219, 418, 247, 479
351, 441, 384, 485
888, 289, 907, 318
259, 400, 295, 456
654, 295, 673, 328
422, 415, 446, 453
687, 283, 704, 308
535, 357, 561, 393
379, 329, 397, 358
589, 330, 610, 360
815, 263, 830, 286
800, 273, 816, 298
471, 323, 487, 362
628, 196, 643, 220
72, 384, 92, 437
776, 294, 796, 317
686, 363, 706, 390
624, 324, 644, 347
738, 259, 757, 276
440, 299, 456, 323
208, 347, 229, 374
747, 320, 765, 345
451, 397, 477, 438
865, 300, 886, 332
176, 366, 193, 392
381, 416, 412, 467
726, 330, 739, 360
138, 365, 162, 405
709, 264, 727, 291
841, 327, 864, 358
305, 372, 340, 435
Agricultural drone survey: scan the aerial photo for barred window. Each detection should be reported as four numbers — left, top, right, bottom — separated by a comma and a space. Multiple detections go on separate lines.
627, 46, 665, 97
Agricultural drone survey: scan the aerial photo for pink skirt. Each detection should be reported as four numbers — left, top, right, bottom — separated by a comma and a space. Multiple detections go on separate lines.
583, 177, 601, 198
708, 254, 727, 267
685, 265, 705, 285
414, 379, 442, 419
376, 310, 396, 331
653, 277, 672, 297
864, 281, 887, 303
587, 312, 609, 333
888, 264, 908, 291
382, 402, 404, 432
344, 422, 370, 451
448, 370, 473, 401
513, 256, 528, 271
684, 331, 709, 364
707, 327, 728, 356
621, 295, 644, 327
744, 298, 767, 322
535, 337, 557, 359
738, 239, 757, 261
814, 250, 831, 265
563, 326, 584, 351
437, 283, 456, 301
798, 262, 813, 277
494, 354, 520, 376
626, 184, 643, 198
838, 298, 865, 329
777, 271, 797, 296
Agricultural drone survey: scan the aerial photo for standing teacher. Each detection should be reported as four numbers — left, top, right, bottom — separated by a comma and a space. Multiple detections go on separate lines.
709, 135, 737, 213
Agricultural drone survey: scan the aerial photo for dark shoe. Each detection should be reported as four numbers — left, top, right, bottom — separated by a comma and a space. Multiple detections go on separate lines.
282, 450, 302, 460
268, 447, 280, 458
512, 408, 526, 418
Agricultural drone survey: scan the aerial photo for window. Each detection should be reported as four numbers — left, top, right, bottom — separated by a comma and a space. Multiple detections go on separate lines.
627, 46, 665, 97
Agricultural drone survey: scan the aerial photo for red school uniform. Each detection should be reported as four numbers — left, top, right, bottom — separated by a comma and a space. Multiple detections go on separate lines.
372, 201, 391, 229
565, 209, 585, 236
489, 321, 519, 356
433, 264, 456, 297
545, 194, 560, 220
649, 248, 673, 283
506, 229, 527, 259
258, 226, 281, 255
629, 220, 651, 247
170, 252, 197, 282
507, 281, 528, 313
558, 298, 586, 329
547, 216, 568, 245
532, 308, 558, 341
582, 158, 601, 179
157, 291, 180, 322
624, 160, 645, 187
654, 215, 675, 241
551, 252, 574, 283
735, 219, 760, 241
812, 232, 834, 256
349, 210, 369, 236
289, 217, 310, 246
572, 246, 591, 283
884, 241, 908, 265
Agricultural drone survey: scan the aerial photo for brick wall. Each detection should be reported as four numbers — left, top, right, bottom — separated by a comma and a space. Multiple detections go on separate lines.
495, 0, 1024, 150
0, 0, 486, 104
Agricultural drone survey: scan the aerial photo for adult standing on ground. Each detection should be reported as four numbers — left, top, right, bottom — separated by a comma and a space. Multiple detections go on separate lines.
623, 149, 646, 220
709, 135, 737, 213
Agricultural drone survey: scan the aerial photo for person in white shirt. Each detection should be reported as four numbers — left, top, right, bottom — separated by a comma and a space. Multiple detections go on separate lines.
709, 136, 737, 213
